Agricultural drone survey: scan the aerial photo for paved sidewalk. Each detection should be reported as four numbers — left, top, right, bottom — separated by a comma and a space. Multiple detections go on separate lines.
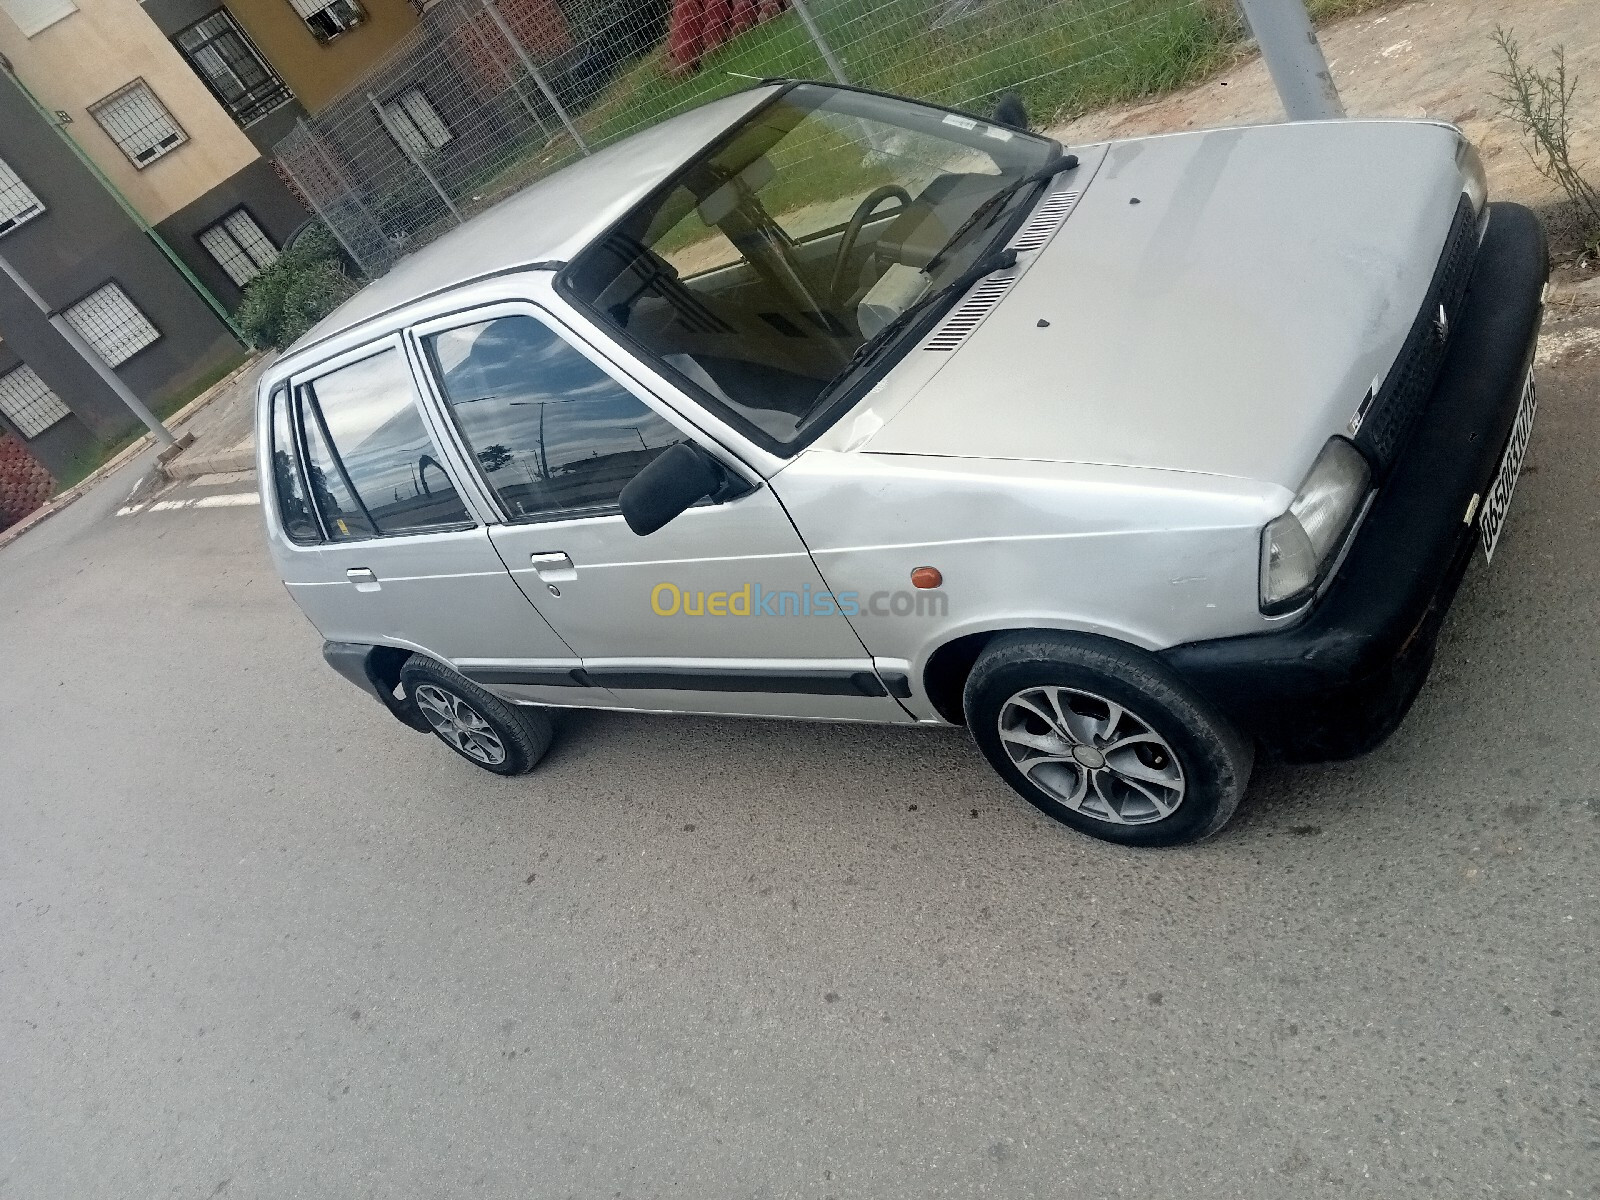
160, 351, 276, 480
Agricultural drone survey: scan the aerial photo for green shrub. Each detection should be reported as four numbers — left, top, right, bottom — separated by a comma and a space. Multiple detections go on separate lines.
237, 223, 364, 350
1493, 28, 1600, 255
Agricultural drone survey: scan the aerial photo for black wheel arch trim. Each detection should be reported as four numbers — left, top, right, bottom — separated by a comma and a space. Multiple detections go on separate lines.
321, 641, 432, 732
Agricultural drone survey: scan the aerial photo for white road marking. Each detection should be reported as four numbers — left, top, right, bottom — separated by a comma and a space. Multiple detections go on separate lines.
118, 492, 260, 516
193, 493, 260, 508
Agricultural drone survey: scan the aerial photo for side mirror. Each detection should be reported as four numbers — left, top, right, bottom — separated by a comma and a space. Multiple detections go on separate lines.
992, 91, 1029, 132
620, 442, 728, 536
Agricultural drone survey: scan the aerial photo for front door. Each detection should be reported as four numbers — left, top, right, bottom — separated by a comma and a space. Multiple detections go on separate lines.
278, 337, 588, 705
411, 306, 910, 722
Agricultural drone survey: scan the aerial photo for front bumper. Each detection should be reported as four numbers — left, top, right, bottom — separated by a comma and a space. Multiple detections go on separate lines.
1161, 202, 1548, 763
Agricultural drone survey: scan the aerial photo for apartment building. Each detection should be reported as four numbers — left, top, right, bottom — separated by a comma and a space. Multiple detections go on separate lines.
0, 0, 324, 487
0, 0, 308, 307
146, 0, 422, 146
0, 68, 243, 480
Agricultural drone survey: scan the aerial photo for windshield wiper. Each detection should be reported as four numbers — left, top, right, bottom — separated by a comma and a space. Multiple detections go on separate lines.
799, 154, 1081, 426
802, 246, 1021, 422
924, 152, 1080, 274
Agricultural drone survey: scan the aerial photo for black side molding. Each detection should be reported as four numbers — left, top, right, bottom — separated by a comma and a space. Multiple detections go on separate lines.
461, 662, 892, 697
879, 672, 914, 699
586, 668, 890, 697
460, 666, 591, 687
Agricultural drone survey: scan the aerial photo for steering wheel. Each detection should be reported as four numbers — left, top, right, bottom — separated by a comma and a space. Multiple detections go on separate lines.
828, 185, 913, 307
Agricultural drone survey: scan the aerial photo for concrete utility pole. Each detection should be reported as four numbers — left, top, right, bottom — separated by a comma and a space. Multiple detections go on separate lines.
1235, 0, 1345, 121
0, 248, 179, 450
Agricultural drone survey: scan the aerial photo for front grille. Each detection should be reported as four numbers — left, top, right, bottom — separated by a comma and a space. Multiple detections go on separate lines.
1354, 194, 1479, 471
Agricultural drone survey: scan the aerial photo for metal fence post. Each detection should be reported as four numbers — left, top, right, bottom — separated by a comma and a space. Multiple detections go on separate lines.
789, 0, 850, 85
480, 0, 591, 155
1235, 0, 1344, 120
369, 92, 467, 224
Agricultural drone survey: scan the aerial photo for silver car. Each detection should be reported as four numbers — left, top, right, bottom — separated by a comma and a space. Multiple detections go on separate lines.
258, 82, 1546, 846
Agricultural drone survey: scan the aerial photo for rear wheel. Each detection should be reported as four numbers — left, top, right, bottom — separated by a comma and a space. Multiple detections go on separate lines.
399, 658, 552, 776
964, 633, 1253, 846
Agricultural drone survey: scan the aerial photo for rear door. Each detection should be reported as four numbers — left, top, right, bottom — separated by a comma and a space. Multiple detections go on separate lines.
273, 336, 591, 705
409, 303, 911, 722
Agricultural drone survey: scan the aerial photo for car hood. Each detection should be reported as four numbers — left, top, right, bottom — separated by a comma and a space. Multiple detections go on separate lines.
856, 120, 1471, 489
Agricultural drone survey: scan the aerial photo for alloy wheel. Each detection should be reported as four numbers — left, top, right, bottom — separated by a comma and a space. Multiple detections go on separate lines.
412, 684, 508, 767
997, 685, 1185, 825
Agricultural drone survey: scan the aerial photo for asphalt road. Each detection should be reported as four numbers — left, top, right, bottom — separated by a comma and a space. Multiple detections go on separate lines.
3, 356, 1597, 1200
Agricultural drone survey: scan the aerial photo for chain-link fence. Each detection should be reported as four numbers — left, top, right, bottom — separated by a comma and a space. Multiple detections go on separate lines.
276, 0, 1232, 275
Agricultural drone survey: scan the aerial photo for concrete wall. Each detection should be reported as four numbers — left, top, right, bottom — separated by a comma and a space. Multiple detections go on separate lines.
0, 72, 242, 478
0, 0, 264, 225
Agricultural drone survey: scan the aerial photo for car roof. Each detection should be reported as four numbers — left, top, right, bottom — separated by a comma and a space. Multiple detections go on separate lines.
291, 85, 782, 353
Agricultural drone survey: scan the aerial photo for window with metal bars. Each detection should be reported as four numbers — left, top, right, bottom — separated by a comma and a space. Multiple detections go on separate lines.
88, 80, 188, 168
288, 0, 365, 43
0, 155, 45, 238
62, 283, 161, 366
0, 364, 71, 439
380, 86, 452, 158
175, 10, 293, 127
198, 208, 280, 288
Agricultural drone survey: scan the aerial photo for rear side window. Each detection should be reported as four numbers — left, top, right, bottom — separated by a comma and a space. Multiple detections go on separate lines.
269, 384, 319, 544
300, 347, 472, 540
422, 314, 681, 522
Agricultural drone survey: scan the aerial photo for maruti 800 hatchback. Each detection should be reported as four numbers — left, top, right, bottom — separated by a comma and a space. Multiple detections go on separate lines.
258, 82, 1546, 846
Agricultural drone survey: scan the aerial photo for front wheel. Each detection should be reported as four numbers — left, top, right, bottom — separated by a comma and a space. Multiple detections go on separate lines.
964, 633, 1253, 846
399, 658, 553, 776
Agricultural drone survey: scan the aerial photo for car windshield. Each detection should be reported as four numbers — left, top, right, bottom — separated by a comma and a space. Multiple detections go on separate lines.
563, 83, 1057, 454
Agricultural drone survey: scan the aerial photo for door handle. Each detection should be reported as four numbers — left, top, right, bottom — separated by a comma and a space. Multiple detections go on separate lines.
346, 567, 381, 592
528, 552, 576, 582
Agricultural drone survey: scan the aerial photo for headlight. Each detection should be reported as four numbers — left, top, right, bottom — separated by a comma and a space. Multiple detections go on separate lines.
1457, 137, 1488, 215
1259, 438, 1372, 614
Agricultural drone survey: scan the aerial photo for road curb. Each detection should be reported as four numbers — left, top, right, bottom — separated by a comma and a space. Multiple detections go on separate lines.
0, 351, 262, 552
165, 447, 257, 480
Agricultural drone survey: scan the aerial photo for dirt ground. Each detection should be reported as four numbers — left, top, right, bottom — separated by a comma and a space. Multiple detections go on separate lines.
1049, 0, 1600, 267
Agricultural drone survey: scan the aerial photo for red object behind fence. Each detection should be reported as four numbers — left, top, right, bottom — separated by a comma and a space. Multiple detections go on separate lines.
667, 0, 787, 76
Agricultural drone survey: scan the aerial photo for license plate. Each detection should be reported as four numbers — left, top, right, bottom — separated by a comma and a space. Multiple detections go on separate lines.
1479, 370, 1537, 562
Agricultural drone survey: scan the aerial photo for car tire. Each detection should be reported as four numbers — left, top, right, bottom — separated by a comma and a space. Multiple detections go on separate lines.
963, 632, 1253, 846
399, 657, 553, 776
